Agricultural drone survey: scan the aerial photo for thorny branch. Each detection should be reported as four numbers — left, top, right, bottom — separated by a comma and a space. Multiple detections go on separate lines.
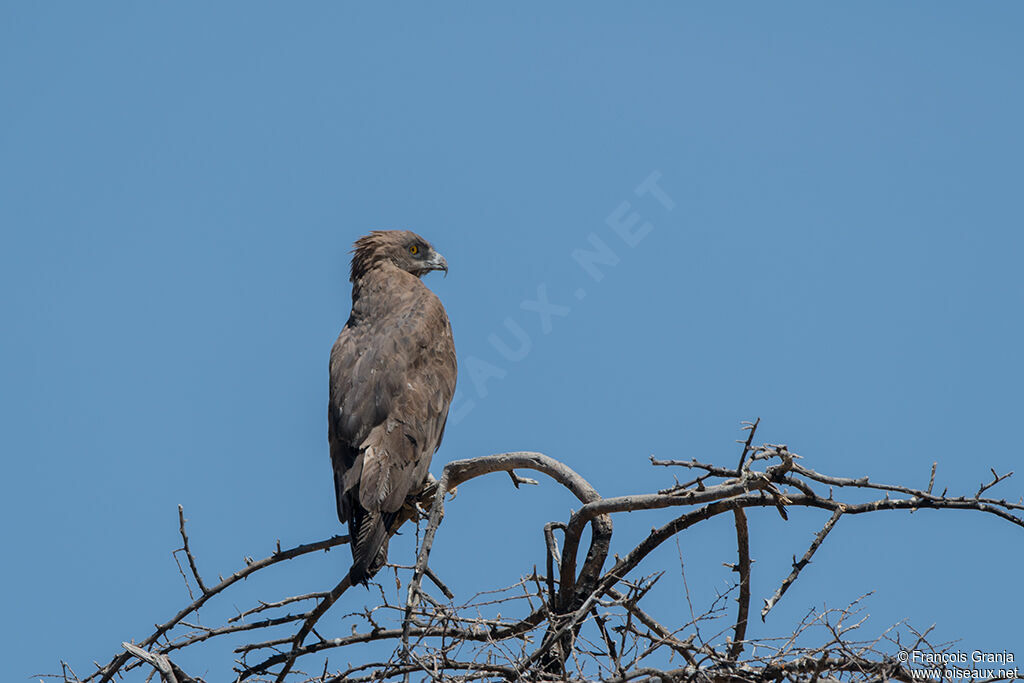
61, 421, 1022, 683
761, 508, 842, 621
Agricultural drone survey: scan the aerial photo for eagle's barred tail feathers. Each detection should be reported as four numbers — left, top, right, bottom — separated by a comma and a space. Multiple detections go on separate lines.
347, 509, 395, 586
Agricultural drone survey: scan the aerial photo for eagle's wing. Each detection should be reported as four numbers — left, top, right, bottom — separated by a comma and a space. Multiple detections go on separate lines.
328, 272, 456, 582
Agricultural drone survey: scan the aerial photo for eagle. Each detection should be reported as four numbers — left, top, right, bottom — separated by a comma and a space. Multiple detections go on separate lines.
328, 230, 457, 585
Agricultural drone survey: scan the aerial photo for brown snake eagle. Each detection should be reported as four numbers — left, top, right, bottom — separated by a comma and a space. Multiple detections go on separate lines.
328, 230, 457, 585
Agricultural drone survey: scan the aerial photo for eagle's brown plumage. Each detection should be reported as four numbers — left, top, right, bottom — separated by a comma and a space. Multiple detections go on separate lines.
329, 230, 457, 585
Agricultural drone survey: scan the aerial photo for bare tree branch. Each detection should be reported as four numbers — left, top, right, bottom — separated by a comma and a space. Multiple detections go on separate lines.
89, 531, 349, 683
728, 507, 751, 661
175, 505, 207, 595
761, 508, 843, 621
62, 423, 1023, 683
120, 643, 198, 683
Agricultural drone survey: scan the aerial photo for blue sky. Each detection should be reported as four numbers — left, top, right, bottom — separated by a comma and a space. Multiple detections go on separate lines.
3, 3, 1023, 680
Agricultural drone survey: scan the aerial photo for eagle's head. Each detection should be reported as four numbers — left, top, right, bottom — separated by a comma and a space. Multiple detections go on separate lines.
350, 230, 448, 282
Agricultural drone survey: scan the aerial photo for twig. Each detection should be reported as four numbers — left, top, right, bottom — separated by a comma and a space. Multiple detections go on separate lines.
977, 468, 1014, 498
425, 567, 455, 601
266, 573, 353, 682
736, 418, 760, 474
228, 592, 329, 623
762, 509, 843, 621
590, 607, 622, 678
544, 522, 565, 606
176, 505, 207, 595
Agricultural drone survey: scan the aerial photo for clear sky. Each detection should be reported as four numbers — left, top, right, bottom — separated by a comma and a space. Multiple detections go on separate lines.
3, 3, 1023, 681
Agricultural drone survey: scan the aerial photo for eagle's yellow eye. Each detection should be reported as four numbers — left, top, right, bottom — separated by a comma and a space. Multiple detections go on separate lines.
409, 245, 419, 255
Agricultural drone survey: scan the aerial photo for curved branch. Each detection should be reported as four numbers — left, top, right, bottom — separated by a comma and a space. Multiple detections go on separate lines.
404, 452, 607, 620
402, 451, 612, 675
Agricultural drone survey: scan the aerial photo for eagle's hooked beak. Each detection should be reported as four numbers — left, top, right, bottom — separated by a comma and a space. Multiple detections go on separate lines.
427, 251, 449, 278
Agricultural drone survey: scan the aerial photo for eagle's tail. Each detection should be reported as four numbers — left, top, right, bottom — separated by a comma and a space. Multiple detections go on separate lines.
347, 509, 396, 586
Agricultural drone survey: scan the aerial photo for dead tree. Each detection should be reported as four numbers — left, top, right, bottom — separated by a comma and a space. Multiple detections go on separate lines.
62, 420, 1022, 682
